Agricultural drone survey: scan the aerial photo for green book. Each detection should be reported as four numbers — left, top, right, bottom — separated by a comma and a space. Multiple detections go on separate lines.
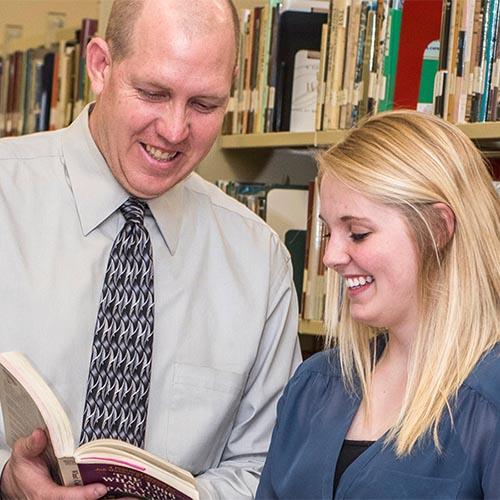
378, 6, 402, 112
417, 40, 439, 113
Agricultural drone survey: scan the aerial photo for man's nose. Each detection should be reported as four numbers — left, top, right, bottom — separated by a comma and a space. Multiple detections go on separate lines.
323, 237, 351, 270
156, 105, 190, 144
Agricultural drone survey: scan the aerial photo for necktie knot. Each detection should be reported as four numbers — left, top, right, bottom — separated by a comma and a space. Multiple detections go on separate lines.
120, 197, 147, 225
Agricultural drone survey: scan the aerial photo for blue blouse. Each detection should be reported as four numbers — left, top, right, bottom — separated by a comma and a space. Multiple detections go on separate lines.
256, 344, 500, 499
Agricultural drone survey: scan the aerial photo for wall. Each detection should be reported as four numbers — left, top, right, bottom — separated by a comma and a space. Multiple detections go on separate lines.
0, 0, 99, 53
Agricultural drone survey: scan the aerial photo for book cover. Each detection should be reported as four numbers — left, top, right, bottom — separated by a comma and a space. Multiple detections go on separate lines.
290, 49, 320, 131
417, 40, 440, 113
393, 0, 443, 110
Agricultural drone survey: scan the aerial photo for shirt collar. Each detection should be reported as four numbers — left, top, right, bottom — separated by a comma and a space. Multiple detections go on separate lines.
60, 103, 184, 255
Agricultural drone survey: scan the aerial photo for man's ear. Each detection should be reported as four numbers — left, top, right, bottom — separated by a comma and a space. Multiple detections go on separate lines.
86, 37, 112, 96
433, 202, 455, 247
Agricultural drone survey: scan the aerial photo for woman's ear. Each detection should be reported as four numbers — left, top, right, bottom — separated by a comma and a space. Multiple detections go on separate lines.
433, 202, 455, 247
86, 37, 112, 96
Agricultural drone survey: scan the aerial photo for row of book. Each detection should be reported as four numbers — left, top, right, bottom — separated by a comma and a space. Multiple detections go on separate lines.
216, 178, 327, 322
223, 0, 500, 135
0, 18, 97, 138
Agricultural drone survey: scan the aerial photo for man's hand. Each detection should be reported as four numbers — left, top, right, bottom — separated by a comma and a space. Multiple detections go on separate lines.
0, 428, 107, 500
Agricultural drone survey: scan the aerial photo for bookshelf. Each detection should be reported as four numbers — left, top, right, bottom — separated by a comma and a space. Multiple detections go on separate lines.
221, 123, 500, 150
220, 0, 500, 158
299, 319, 324, 336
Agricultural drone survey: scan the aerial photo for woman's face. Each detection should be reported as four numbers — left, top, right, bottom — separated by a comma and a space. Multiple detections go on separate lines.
320, 174, 420, 340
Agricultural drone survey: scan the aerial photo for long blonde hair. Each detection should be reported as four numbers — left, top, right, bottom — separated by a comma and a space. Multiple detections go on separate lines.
318, 110, 500, 455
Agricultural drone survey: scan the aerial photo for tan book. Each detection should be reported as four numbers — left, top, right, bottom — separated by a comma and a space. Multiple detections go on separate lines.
254, 3, 270, 133
0, 351, 199, 500
325, 0, 351, 129
445, 0, 461, 121
302, 179, 326, 321
339, 0, 362, 128
315, 23, 329, 130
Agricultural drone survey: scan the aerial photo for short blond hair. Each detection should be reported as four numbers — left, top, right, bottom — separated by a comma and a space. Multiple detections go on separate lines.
105, 0, 240, 63
318, 110, 500, 455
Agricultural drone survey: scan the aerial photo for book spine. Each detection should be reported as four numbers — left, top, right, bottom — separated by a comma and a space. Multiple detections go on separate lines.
378, 4, 402, 112
479, 0, 500, 120
57, 456, 83, 487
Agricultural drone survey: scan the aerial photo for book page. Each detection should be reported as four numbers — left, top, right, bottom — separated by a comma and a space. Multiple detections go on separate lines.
78, 438, 195, 484
0, 364, 49, 447
0, 364, 63, 480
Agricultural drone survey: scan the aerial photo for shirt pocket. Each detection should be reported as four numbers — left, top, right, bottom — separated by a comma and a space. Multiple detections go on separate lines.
166, 362, 245, 474
344, 467, 461, 499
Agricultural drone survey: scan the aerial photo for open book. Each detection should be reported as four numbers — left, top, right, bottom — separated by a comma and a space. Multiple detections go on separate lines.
0, 351, 199, 500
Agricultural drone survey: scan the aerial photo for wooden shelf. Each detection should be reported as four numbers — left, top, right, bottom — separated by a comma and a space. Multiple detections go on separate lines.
219, 130, 346, 149
456, 121, 500, 139
220, 122, 500, 149
298, 319, 325, 336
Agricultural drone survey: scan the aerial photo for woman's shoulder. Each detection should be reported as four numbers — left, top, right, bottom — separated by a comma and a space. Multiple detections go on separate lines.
293, 348, 343, 380
463, 343, 500, 411
277, 348, 347, 420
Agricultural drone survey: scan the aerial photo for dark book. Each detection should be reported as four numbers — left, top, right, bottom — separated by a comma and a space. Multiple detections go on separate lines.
273, 10, 327, 131
285, 229, 307, 312
39, 51, 55, 132
265, 3, 281, 132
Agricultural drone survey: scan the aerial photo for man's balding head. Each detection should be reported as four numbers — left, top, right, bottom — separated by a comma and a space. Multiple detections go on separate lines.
105, 0, 239, 64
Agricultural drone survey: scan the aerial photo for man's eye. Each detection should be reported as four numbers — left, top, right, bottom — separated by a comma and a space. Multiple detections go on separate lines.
350, 232, 370, 242
192, 101, 217, 113
138, 89, 167, 101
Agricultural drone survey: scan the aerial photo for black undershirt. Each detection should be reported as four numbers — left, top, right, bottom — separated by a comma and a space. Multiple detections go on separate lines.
333, 439, 375, 496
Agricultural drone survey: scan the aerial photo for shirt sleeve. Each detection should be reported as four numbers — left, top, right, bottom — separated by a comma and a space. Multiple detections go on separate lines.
195, 246, 302, 499
254, 378, 292, 500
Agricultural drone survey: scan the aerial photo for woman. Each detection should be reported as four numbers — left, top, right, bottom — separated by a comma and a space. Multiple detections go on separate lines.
256, 111, 499, 499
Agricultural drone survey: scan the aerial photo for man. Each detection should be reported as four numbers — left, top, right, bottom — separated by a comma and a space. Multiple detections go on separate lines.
0, 0, 301, 497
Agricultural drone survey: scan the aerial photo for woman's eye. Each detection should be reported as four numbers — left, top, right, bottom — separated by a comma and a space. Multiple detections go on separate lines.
350, 232, 370, 242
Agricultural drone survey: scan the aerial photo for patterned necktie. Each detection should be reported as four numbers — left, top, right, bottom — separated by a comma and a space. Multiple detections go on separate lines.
80, 197, 155, 448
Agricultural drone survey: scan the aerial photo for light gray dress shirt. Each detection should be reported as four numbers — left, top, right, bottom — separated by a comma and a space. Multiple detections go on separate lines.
0, 105, 302, 498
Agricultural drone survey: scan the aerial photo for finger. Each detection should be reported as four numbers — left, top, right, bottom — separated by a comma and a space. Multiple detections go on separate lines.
51, 483, 108, 500
12, 428, 48, 460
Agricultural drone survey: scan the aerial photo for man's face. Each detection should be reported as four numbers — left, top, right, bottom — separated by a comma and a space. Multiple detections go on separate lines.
90, 10, 235, 199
